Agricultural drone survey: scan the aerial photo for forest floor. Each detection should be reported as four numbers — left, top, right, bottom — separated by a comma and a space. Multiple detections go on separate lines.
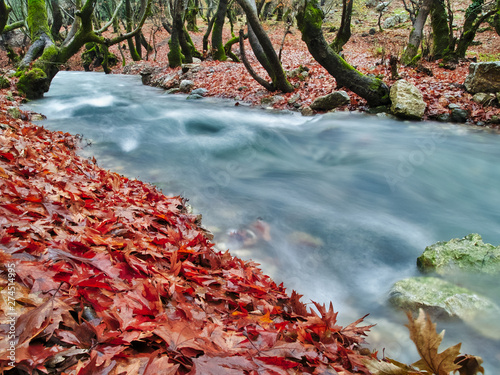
1, 3, 500, 125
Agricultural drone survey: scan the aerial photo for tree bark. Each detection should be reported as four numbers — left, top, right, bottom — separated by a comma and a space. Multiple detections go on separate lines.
212, 0, 229, 60
126, 0, 141, 60
430, 0, 451, 59
236, 0, 293, 93
330, 0, 353, 53
295, 0, 390, 106
401, 0, 432, 65
168, 0, 185, 67
0, 0, 10, 35
495, 0, 500, 36
50, 0, 63, 39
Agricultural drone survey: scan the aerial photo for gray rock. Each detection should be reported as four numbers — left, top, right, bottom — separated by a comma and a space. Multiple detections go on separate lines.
472, 92, 495, 105
187, 94, 203, 100
181, 64, 201, 74
301, 106, 314, 116
383, 16, 399, 29
375, 1, 390, 12
310, 91, 350, 111
464, 61, 500, 94
165, 88, 180, 95
450, 108, 468, 123
417, 233, 500, 275
389, 79, 426, 120
191, 88, 208, 96
288, 93, 301, 105
261, 95, 283, 106
179, 80, 195, 93
389, 276, 500, 321
365, 0, 378, 7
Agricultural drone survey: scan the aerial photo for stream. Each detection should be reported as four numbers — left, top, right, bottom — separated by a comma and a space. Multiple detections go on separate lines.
25, 71, 500, 371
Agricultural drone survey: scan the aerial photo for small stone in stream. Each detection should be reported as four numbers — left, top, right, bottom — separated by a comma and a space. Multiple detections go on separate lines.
179, 80, 195, 93
301, 106, 314, 116
165, 88, 180, 95
187, 94, 203, 100
191, 88, 207, 96
450, 108, 468, 123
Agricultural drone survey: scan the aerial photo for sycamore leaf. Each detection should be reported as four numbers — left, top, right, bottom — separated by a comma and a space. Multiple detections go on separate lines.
407, 309, 461, 375
363, 358, 424, 375
454, 354, 485, 375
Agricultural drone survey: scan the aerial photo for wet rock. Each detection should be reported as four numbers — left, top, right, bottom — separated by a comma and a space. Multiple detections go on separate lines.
450, 107, 468, 123
310, 91, 350, 111
436, 113, 451, 122
165, 88, 180, 94
187, 94, 203, 100
389, 79, 426, 120
464, 61, 500, 94
389, 276, 500, 321
191, 88, 208, 96
472, 92, 496, 106
261, 95, 283, 106
301, 106, 314, 116
288, 231, 324, 248
179, 80, 195, 93
417, 233, 500, 276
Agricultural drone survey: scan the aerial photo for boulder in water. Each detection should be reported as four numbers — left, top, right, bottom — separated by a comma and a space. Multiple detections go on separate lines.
310, 91, 350, 111
389, 79, 426, 120
179, 80, 195, 93
389, 276, 500, 321
417, 233, 500, 275
464, 61, 500, 94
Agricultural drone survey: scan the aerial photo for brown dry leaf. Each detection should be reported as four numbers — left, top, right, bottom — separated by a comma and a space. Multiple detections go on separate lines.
407, 309, 461, 375
363, 358, 424, 375
454, 354, 485, 375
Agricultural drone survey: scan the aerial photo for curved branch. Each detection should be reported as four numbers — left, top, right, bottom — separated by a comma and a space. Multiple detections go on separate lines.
106, 0, 152, 45
97, 0, 124, 34
3, 20, 25, 34
239, 29, 275, 91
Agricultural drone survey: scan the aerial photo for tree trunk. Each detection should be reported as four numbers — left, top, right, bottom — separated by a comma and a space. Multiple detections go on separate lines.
236, 0, 293, 92
430, 0, 451, 59
1, 0, 10, 35
203, 14, 216, 52
401, 0, 432, 65
495, 0, 500, 36
126, 0, 141, 60
330, 0, 353, 53
168, 0, 185, 67
186, 0, 199, 31
295, 0, 390, 106
212, 0, 229, 60
50, 0, 63, 39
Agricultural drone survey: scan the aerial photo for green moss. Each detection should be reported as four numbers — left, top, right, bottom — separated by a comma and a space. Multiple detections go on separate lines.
17, 68, 50, 99
0, 76, 9, 89
27, 0, 51, 39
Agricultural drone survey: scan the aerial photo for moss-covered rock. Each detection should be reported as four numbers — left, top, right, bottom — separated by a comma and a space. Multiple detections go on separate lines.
17, 68, 50, 100
417, 233, 500, 275
389, 276, 500, 321
0, 76, 10, 89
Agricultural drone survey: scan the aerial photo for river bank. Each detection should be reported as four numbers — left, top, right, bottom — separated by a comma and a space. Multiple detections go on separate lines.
0, 69, 383, 373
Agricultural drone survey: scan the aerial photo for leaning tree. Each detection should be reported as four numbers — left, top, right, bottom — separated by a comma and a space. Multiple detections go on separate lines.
295, 0, 390, 106
15, 0, 151, 99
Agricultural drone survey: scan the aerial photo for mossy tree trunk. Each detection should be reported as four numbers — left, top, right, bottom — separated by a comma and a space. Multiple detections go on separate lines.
126, 0, 142, 60
455, 0, 496, 58
212, 0, 229, 60
236, 0, 294, 93
495, 0, 500, 36
186, 0, 199, 31
1, 0, 11, 35
50, 0, 63, 39
168, 0, 185, 67
295, 0, 390, 106
17, 0, 151, 99
430, 0, 451, 59
329, 0, 353, 53
401, 0, 432, 65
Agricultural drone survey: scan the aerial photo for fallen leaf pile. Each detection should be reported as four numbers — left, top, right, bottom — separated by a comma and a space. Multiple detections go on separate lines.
0, 95, 376, 373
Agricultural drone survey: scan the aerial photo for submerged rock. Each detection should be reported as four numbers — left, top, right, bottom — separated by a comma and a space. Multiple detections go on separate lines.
310, 91, 350, 111
389, 276, 500, 321
417, 233, 500, 275
389, 79, 426, 120
464, 61, 500, 94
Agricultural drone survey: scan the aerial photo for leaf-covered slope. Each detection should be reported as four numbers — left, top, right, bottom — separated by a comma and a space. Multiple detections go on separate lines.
0, 101, 374, 373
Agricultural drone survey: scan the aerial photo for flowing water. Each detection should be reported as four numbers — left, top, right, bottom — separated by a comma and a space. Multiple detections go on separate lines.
25, 71, 500, 371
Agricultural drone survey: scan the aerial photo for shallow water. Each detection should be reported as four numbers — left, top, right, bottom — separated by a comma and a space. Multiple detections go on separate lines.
25, 71, 500, 371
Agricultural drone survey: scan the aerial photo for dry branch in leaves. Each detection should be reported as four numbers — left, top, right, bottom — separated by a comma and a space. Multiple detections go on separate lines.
0, 102, 376, 373
364, 309, 484, 375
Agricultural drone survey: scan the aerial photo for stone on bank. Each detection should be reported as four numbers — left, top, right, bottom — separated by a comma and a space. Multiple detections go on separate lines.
417, 233, 500, 276
389, 79, 426, 120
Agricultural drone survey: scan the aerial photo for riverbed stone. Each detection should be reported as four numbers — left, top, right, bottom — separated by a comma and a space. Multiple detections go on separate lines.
449, 107, 468, 123
191, 88, 208, 96
389, 276, 500, 321
310, 91, 350, 111
472, 92, 496, 106
179, 80, 195, 93
417, 233, 500, 276
464, 61, 500, 94
389, 79, 426, 120
301, 106, 314, 116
